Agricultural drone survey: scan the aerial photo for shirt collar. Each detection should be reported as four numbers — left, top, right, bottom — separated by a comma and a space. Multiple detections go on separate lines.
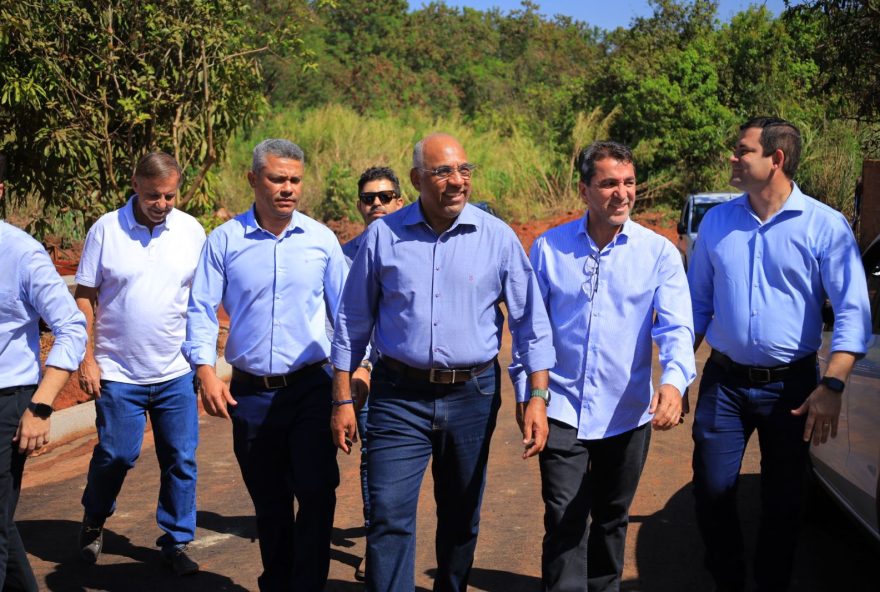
738, 181, 806, 217
579, 211, 634, 250
121, 195, 174, 232
404, 200, 481, 233
243, 205, 302, 237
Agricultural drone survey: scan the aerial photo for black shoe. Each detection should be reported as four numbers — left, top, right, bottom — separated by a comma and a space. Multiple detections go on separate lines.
162, 544, 199, 576
79, 514, 104, 564
354, 557, 366, 581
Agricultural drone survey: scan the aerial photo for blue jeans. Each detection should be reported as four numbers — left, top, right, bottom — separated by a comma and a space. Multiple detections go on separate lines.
692, 357, 816, 592
0, 386, 38, 592
357, 397, 371, 530
365, 359, 501, 592
229, 365, 338, 592
82, 371, 199, 549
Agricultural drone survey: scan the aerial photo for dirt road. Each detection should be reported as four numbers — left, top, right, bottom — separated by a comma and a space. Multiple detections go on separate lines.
17, 343, 876, 591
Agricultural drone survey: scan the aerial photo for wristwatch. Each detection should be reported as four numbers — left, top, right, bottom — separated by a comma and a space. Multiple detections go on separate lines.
359, 360, 374, 373
27, 401, 54, 419
529, 388, 551, 406
820, 376, 845, 393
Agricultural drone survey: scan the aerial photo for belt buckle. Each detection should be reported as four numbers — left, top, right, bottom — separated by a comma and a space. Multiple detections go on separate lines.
748, 367, 771, 384
429, 368, 455, 384
262, 374, 288, 389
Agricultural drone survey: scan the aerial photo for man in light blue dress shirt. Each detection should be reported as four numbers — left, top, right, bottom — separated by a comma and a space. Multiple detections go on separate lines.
511, 141, 696, 592
688, 117, 871, 592
183, 139, 348, 591
331, 133, 556, 592
341, 165, 405, 583
0, 154, 88, 591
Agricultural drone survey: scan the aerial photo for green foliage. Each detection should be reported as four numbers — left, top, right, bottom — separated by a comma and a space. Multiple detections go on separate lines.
0, 0, 309, 236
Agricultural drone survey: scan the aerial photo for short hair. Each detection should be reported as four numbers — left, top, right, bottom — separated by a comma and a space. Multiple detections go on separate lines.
412, 139, 426, 169
133, 152, 182, 182
357, 166, 401, 196
577, 141, 634, 184
740, 116, 802, 178
252, 139, 305, 172
0, 154, 6, 183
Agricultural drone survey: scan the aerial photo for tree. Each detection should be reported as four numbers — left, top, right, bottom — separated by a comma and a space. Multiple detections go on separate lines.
0, 0, 312, 232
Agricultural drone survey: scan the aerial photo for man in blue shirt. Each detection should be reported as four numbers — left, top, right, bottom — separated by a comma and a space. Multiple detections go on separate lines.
512, 141, 696, 592
688, 117, 871, 592
341, 165, 405, 583
183, 139, 348, 591
0, 154, 88, 590
331, 133, 556, 592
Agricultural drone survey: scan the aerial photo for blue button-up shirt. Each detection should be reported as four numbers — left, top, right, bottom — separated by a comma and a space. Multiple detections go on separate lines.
510, 215, 696, 440
689, 183, 870, 366
341, 232, 364, 266
0, 221, 87, 388
331, 201, 555, 374
183, 208, 348, 375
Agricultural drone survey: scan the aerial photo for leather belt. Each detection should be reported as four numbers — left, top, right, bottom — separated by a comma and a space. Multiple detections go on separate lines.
709, 350, 817, 384
381, 356, 495, 384
0, 385, 35, 397
231, 360, 327, 390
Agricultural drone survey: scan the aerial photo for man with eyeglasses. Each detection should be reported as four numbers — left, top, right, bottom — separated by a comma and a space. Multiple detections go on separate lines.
341, 166, 405, 582
184, 139, 347, 590
75, 152, 206, 575
688, 117, 870, 592
331, 132, 555, 591
511, 141, 695, 592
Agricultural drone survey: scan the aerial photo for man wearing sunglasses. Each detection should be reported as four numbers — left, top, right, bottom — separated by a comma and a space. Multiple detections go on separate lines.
331, 133, 555, 591
510, 141, 695, 592
341, 166, 404, 582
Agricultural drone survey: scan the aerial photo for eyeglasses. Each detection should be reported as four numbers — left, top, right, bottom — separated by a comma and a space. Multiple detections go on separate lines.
358, 191, 399, 205
582, 254, 600, 301
418, 163, 476, 180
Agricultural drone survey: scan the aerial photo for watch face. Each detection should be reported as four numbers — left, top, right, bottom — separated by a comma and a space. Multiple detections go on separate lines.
29, 402, 53, 419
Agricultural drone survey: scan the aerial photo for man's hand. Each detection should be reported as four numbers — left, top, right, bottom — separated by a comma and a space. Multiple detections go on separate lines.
518, 398, 549, 459
197, 365, 236, 419
331, 369, 357, 453
14, 410, 50, 456
351, 366, 371, 412
649, 384, 682, 430
792, 384, 842, 445
78, 356, 102, 398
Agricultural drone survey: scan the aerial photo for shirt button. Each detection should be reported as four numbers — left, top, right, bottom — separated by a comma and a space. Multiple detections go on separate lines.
435, 266, 440, 271
434, 348, 439, 352
433, 321, 438, 326
435, 293, 440, 298
752, 310, 757, 316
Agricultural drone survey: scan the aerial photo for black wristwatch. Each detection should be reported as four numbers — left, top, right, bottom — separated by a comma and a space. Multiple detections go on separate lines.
820, 376, 846, 393
27, 401, 54, 419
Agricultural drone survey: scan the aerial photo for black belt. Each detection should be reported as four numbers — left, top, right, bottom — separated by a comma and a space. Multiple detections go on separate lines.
709, 350, 817, 384
231, 360, 327, 389
0, 385, 35, 397
381, 356, 495, 384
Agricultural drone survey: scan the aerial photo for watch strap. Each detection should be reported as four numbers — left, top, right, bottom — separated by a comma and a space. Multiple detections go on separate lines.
820, 376, 845, 393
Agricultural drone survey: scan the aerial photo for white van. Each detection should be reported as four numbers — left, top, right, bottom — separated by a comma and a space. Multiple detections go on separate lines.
676, 192, 740, 270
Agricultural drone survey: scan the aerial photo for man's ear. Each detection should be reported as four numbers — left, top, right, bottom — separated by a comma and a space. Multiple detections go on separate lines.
772, 148, 785, 171
247, 170, 257, 189
410, 168, 421, 192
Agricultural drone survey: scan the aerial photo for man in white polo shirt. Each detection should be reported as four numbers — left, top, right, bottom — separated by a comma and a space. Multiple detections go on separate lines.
74, 152, 206, 575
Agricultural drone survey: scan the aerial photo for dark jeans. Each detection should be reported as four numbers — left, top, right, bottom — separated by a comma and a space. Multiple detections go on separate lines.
539, 420, 651, 592
0, 386, 38, 592
365, 359, 501, 592
692, 357, 816, 592
229, 365, 338, 592
82, 371, 199, 548
357, 397, 370, 530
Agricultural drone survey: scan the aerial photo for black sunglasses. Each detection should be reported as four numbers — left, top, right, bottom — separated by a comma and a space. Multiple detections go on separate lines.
358, 190, 399, 205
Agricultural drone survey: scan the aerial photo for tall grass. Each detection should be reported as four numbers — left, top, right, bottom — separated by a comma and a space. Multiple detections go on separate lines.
210, 104, 581, 222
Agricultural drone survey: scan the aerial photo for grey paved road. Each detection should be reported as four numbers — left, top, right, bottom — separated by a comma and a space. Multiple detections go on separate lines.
18, 343, 877, 591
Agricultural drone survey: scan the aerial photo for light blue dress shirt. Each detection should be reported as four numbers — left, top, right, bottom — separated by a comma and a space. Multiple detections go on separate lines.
688, 183, 871, 366
510, 215, 696, 440
183, 207, 348, 376
331, 201, 555, 374
0, 221, 87, 388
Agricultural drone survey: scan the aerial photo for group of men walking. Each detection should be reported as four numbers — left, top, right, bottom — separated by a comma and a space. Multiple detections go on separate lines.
0, 115, 870, 592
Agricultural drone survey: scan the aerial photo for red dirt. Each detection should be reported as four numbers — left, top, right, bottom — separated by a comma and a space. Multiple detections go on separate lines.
38, 209, 677, 411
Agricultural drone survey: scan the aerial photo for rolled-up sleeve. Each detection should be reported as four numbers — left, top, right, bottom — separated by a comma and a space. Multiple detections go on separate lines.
183, 232, 225, 367
822, 217, 871, 356
23, 250, 86, 371
653, 242, 696, 394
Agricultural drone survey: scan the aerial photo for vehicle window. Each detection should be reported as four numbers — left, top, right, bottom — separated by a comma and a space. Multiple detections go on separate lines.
691, 202, 722, 233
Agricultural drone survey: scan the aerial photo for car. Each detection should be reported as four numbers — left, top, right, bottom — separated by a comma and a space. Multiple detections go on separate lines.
812, 234, 880, 542
676, 192, 740, 270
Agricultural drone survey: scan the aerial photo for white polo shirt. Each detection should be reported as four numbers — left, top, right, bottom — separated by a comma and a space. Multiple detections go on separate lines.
76, 196, 206, 384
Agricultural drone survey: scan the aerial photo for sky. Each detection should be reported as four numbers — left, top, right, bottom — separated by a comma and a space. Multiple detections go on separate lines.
407, 1, 792, 31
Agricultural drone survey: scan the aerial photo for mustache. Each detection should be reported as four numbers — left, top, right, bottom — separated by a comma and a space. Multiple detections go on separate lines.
368, 205, 388, 214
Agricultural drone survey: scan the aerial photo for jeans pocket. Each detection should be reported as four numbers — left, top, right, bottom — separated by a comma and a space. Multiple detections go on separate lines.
472, 367, 499, 396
